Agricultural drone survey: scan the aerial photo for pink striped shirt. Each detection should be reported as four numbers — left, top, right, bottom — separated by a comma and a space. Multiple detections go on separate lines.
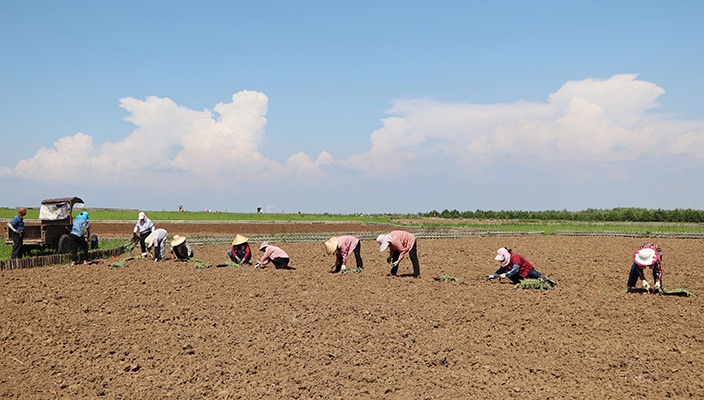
336, 235, 360, 263
388, 230, 416, 261
258, 245, 289, 266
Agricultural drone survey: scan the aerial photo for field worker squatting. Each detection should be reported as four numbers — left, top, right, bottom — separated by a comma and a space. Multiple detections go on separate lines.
255, 242, 293, 269
486, 247, 548, 284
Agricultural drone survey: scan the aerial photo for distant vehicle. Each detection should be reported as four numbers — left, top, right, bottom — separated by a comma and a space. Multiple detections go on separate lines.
4, 197, 98, 254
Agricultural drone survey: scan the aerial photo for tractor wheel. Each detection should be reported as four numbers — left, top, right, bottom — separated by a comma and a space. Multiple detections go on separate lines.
57, 234, 72, 254
90, 234, 99, 250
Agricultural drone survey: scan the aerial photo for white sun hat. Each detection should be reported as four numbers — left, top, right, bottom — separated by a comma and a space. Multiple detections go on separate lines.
376, 234, 392, 251
634, 248, 657, 266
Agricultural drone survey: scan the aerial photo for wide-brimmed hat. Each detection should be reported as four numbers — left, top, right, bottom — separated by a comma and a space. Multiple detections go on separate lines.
324, 237, 338, 255
171, 235, 186, 247
495, 248, 511, 267
232, 234, 249, 246
259, 242, 269, 250
145, 236, 154, 249
634, 248, 657, 266
376, 234, 392, 252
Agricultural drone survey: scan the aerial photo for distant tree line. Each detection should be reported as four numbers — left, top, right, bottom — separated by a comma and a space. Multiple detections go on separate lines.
423, 208, 704, 223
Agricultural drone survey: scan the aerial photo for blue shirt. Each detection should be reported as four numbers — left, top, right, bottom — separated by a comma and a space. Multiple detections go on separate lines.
10, 215, 24, 232
70, 218, 89, 237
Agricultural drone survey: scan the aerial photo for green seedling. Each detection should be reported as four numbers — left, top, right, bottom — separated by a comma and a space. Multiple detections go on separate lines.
340, 267, 364, 274
434, 275, 462, 282
193, 258, 212, 269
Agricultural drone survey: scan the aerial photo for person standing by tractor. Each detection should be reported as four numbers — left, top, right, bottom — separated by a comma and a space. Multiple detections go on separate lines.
69, 211, 91, 265
376, 230, 420, 277
323, 235, 364, 273
6, 207, 26, 259
627, 243, 664, 293
133, 212, 155, 257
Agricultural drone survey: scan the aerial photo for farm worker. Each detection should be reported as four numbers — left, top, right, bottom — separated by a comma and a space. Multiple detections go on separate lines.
144, 228, 168, 262
69, 211, 91, 266
627, 243, 664, 292
170, 235, 194, 261
228, 234, 252, 264
485, 247, 547, 283
324, 235, 364, 273
376, 230, 420, 277
7, 207, 26, 259
255, 242, 293, 269
133, 212, 155, 257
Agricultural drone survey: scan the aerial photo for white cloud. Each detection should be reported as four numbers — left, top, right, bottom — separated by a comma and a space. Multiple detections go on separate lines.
10, 90, 291, 185
6, 75, 704, 197
344, 74, 704, 173
14, 132, 96, 180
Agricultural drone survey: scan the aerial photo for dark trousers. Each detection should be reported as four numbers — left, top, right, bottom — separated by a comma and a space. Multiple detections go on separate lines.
335, 242, 364, 271
229, 249, 252, 264
271, 257, 292, 269
11, 231, 23, 259
388, 241, 420, 276
70, 234, 88, 263
508, 269, 544, 284
627, 263, 660, 287
139, 229, 152, 253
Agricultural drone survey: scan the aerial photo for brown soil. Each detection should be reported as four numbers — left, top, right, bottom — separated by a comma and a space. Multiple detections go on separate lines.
1, 223, 703, 399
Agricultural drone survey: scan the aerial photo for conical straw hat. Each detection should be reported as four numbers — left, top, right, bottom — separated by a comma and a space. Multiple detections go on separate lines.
232, 234, 249, 246
323, 237, 338, 255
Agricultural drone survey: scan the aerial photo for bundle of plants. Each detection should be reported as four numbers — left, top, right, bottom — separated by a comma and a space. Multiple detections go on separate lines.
627, 287, 693, 296
193, 258, 212, 269
339, 267, 364, 274
516, 277, 557, 290
660, 288, 693, 297
434, 275, 462, 282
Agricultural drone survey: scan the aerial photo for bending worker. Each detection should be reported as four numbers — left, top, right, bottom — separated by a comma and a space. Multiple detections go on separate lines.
627, 243, 663, 292
376, 230, 420, 277
324, 235, 364, 273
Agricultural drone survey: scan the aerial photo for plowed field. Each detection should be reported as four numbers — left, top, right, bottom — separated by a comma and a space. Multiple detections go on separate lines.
1, 222, 703, 399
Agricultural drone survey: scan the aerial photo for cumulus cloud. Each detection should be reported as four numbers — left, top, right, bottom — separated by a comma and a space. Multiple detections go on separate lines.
6, 75, 704, 194
8, 90, 318, 185
344, 74, 704, 176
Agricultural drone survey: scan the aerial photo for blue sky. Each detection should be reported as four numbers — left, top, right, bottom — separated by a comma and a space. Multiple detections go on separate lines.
2, 1, 703, 214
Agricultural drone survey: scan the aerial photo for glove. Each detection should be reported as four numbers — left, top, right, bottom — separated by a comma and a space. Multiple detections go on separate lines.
340, 264, 347, 271
254, 262, 261, 268
654, 281, 661, 290
234, 257, 242, 264
484, 274, 495, 281
642, 280, 650, 290
499, 273, 507, 279
390, 260, 399, 268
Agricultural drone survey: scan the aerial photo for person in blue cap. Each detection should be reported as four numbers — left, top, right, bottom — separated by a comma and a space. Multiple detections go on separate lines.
70, 211, 91, 265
